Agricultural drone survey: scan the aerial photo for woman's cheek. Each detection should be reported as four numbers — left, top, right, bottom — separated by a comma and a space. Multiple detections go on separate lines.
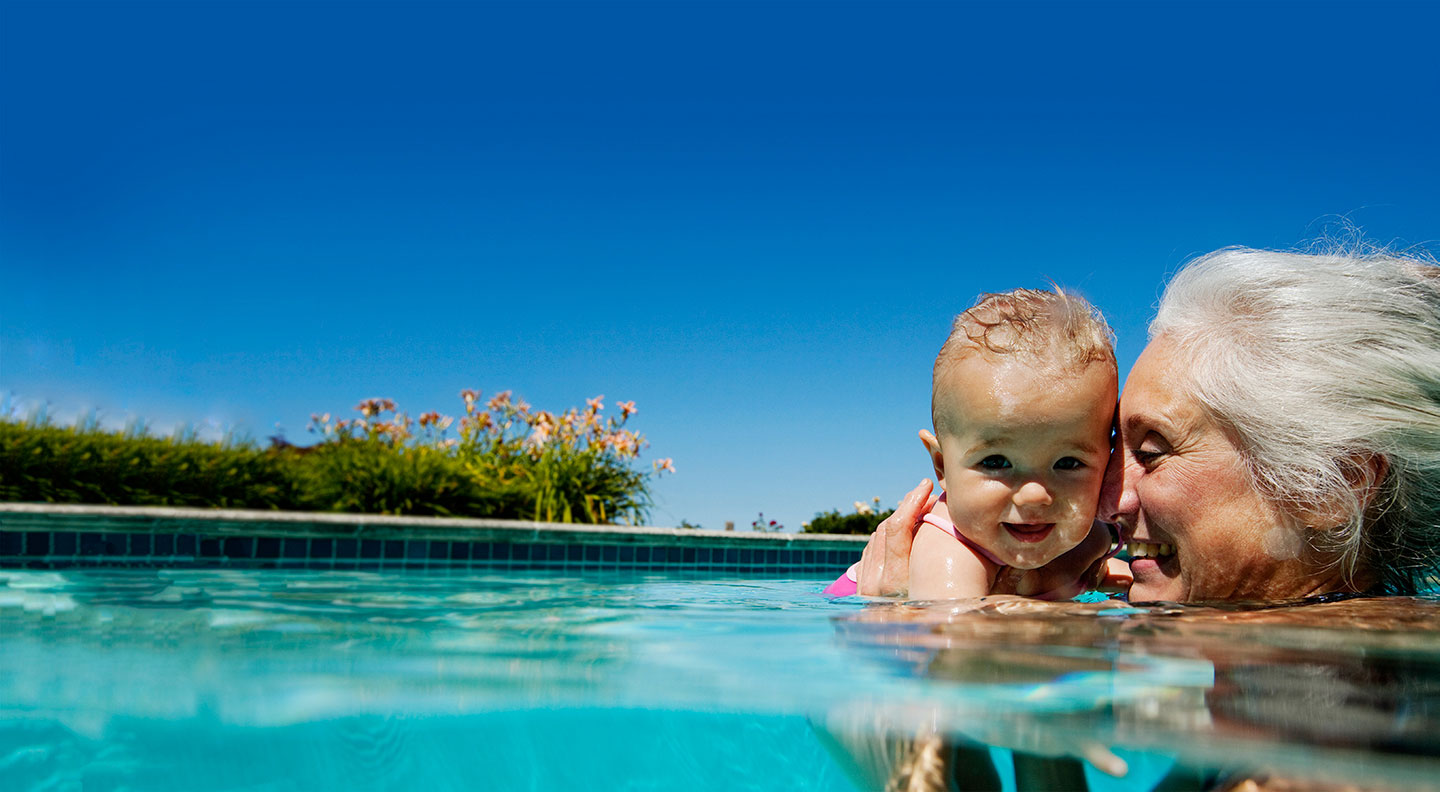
1140, 456, 1205, 523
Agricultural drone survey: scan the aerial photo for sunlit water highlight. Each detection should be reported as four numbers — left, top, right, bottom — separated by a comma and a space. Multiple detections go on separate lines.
1, 568, 1437, 791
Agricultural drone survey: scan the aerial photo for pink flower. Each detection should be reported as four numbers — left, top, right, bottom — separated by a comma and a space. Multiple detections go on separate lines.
355, 398, 396, 418
417, 412, 452, 431
525, 421, 552, 449
617, 401, 637, 418
605, 431, 636, 456
653, 457, 676, 474
487, 391, 512, 411
462, 411, 494, 434
586, 395, 605, 412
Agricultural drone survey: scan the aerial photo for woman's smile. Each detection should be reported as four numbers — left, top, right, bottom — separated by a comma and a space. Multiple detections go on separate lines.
1127, 543, 1179, 582
1126, 539, 1178, 579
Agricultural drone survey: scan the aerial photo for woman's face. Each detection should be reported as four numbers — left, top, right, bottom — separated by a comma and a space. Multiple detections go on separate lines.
1103, 337, 1338, 602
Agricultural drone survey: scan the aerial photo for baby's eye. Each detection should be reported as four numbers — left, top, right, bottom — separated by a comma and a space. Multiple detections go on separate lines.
1053, 457, 1084, 471
978, 455, 1011, 470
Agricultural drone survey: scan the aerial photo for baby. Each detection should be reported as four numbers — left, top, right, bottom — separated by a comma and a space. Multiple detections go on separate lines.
825, 288, 1118, 599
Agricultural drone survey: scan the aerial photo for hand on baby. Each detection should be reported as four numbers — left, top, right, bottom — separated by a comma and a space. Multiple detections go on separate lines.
855, 479, 941, 597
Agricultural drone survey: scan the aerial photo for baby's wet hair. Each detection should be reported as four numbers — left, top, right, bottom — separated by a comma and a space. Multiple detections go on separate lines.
932, 287, 1116, 433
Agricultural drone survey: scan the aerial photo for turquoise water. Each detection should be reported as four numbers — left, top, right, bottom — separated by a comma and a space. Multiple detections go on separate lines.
2, 568, 1438, 791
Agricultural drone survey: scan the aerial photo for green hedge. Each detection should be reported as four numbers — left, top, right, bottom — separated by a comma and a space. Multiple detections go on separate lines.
292, 440, 520, 517
802, 507, 895, 535
0, 418, 647, 523
0, 421, 304, 509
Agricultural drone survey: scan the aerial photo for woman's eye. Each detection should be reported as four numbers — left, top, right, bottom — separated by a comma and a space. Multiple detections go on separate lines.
1132, 447, 1165, 467
1129, 432, 1170, 468
978, 455, 1011, 470
1054, 457, 1084, 471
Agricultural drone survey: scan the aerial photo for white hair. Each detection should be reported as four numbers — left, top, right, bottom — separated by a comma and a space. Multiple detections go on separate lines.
1152, 246, 1440, 594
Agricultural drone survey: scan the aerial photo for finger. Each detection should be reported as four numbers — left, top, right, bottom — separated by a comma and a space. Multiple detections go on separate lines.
856, 517, 885, 596
858, 532, 891, 597
1097, 557, 1133, 593
880, 479, 932, 555
887, 479, 934, 532
859, 478, 932, 597
1081, 744, 1129, 777
881, 479, 933, 593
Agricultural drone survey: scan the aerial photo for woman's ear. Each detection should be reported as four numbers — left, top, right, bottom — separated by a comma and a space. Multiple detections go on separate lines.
1351, 452, 1390, 516
918, 430, 947, 491
1301, 452, 1391, 530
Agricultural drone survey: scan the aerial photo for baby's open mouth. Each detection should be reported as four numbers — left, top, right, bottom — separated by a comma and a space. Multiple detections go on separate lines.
1002, 522, 1055, 543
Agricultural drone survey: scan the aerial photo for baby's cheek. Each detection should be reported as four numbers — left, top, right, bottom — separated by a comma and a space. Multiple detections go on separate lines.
1054, 497, 1094, 545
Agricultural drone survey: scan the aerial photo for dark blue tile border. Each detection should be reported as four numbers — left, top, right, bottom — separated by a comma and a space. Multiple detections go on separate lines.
1, 524, 864, 577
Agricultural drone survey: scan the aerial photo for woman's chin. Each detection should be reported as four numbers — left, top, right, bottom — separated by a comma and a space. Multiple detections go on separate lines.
1128, 556, 1181, 602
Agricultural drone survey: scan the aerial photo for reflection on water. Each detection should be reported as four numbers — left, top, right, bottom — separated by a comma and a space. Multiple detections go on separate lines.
833, 595, 1440, 791
1, 568, 1437, 791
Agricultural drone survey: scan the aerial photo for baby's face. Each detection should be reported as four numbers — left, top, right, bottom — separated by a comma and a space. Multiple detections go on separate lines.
923, 353, 1117, 569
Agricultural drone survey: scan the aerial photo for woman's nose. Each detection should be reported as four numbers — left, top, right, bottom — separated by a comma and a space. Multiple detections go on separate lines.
1013, 480, 1053, 508
1099, 449, 1138, 524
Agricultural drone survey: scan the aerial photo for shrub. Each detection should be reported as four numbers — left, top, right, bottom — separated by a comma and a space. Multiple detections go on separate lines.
802, 498, 895, 535
0, 389, 672, 525
0, 418, 303, 509
307, 391, 669, 524
751, 512, 783, 532
292, 440, 517, 517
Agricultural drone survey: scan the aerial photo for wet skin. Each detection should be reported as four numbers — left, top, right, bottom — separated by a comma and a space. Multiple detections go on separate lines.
1104, 337, 1355, 603
912, 353, 1116, 599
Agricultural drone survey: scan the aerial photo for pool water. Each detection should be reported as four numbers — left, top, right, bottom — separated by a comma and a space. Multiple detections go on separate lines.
2, 568, 1438, 791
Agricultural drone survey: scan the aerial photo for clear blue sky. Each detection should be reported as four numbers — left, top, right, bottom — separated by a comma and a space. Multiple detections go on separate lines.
3, 0, 1436, 532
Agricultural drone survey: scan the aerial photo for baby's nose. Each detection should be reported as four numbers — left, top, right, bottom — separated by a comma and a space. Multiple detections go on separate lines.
1013, 481, 1053, 508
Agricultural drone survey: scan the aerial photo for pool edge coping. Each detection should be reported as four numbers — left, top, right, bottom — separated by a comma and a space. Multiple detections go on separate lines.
0, 502, 869, 548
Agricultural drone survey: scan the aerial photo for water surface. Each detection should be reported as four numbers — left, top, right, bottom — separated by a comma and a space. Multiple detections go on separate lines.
2, 568, 1437, 791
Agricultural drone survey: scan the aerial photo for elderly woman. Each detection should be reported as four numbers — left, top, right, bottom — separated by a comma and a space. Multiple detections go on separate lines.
856, 245, 1440, 603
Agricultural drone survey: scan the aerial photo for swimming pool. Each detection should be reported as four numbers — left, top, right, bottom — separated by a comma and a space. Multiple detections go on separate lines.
2, 567, 1438, 791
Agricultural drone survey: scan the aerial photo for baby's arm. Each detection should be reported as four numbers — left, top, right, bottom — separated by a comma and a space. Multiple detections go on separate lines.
908, 522, 996, 600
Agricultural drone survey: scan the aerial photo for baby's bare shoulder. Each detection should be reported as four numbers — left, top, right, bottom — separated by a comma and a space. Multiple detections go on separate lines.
909, 522, 993, 599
